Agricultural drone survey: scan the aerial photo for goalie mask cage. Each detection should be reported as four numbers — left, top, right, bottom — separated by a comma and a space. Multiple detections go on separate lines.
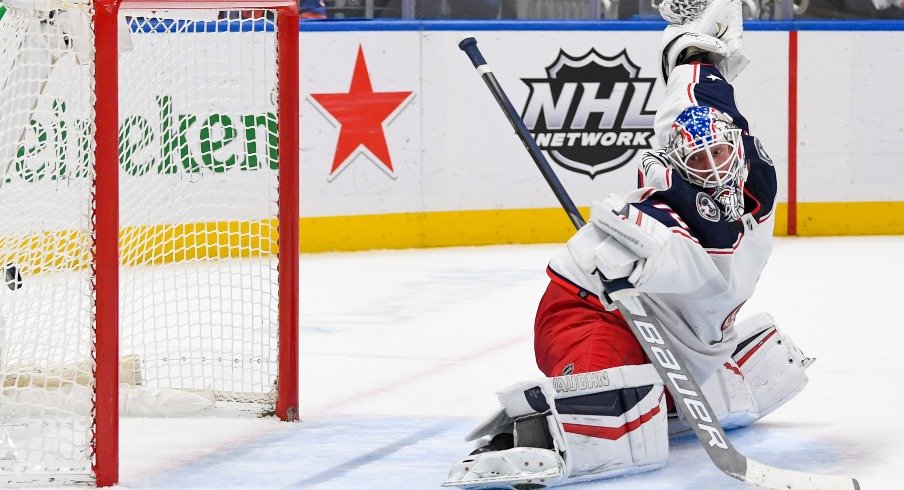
0, 0, 299, 486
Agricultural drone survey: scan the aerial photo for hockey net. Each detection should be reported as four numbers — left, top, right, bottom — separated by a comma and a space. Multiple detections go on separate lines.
0, 0, 298, 485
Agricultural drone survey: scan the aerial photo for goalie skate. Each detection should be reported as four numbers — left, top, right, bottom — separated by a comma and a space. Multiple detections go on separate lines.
444, 447, 565, 489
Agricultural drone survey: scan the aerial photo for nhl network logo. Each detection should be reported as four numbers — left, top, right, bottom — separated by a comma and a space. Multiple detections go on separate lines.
521, 49, 656, 178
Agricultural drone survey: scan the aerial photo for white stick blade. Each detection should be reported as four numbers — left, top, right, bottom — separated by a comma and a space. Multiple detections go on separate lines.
745, 459, 859, 490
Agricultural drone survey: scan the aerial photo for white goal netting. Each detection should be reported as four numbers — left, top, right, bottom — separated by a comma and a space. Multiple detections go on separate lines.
0, 2, 291, 484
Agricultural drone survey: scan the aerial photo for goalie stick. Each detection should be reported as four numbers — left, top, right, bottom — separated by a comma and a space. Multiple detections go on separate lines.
458, 36, 859, 490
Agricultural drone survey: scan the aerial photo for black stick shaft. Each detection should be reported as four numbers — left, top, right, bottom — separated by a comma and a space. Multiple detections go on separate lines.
458, 37, 586, 231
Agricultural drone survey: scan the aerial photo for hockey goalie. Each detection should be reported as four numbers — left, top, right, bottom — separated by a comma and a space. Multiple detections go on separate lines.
445, 1, 814, 488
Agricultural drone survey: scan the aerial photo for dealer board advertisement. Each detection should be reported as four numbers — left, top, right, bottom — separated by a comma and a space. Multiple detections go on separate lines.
4, 20, 902, 252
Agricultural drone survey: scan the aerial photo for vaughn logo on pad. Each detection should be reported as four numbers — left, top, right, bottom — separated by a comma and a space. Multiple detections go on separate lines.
520, 49, 657, 178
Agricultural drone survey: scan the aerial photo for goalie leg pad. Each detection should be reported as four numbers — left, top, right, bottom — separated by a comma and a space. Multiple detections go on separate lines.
674, 313, 811, 434
445, 365, 668, 489
732, 312, 811, 419
697, 359, 759, 430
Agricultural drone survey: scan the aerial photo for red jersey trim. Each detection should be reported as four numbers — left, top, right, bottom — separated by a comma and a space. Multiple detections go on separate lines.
743, 186, 763, 217
686, 63, 700, 105
704, 231, 744, 255
639, 187, 657, 201
757, 207, 776, 224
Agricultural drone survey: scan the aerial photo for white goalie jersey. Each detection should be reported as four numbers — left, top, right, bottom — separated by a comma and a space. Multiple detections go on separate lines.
548, 61, 778, 384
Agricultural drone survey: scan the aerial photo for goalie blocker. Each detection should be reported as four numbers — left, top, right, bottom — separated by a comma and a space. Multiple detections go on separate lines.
444, 313, 811, 488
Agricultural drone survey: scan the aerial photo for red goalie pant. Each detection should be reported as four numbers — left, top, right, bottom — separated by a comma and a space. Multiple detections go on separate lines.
534, 279, 645, 378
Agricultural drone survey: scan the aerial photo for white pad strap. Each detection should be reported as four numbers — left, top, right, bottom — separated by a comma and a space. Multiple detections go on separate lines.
463, 407, 512, 443
444, 447, 565, 489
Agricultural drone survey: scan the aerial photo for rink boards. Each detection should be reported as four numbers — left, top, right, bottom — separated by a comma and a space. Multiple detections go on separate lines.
3, 19, 903, 256
296, 21, 904, 247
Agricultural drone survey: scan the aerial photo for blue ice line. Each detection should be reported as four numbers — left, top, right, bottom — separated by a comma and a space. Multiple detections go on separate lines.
286, 421, 454, 488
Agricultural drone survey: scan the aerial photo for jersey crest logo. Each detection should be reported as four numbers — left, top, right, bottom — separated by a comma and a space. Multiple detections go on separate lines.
696, 192, 721, 222
520, 49, 657, 178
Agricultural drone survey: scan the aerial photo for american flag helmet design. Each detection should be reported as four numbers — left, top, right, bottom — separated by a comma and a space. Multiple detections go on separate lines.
664, 105, 745, 190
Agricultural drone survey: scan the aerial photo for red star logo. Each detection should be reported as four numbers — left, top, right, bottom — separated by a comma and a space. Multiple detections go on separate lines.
310, 46, 413, 179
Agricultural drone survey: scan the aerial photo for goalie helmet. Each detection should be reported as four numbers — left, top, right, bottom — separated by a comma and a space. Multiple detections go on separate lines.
664, 106, 747, 221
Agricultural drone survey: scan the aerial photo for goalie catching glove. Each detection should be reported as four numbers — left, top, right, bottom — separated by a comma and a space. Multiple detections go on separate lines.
659, 0, 749, 81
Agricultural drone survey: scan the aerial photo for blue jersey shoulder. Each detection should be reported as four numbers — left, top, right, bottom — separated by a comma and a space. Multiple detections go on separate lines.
741, 135, 777, 221
692, 65, 750, 133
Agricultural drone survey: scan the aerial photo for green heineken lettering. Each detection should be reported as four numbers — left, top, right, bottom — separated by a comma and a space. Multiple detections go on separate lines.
51, 99, 67, 180
241, 113, 279, 170
199, 114, 238, 172
74, 120, 92, 178
157, 95, 198, 174
120, 115, 155, 176
15, 119, 48, 183
10, 93, 279, 183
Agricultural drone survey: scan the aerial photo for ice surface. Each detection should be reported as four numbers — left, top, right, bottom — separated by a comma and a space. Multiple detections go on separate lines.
115, 237, 899, 489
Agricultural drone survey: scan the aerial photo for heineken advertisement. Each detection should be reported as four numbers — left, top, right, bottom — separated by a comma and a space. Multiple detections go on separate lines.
13, 95, 278, 183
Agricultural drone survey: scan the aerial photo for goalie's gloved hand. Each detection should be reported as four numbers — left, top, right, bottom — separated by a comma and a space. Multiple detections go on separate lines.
594, 235, 646, 284
659, 0, 708, 24
565, 213, 643, 307
589, 195, 672, 290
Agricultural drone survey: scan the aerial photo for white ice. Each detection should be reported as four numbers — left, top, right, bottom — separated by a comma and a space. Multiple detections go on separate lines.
115, 236, 899, 489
